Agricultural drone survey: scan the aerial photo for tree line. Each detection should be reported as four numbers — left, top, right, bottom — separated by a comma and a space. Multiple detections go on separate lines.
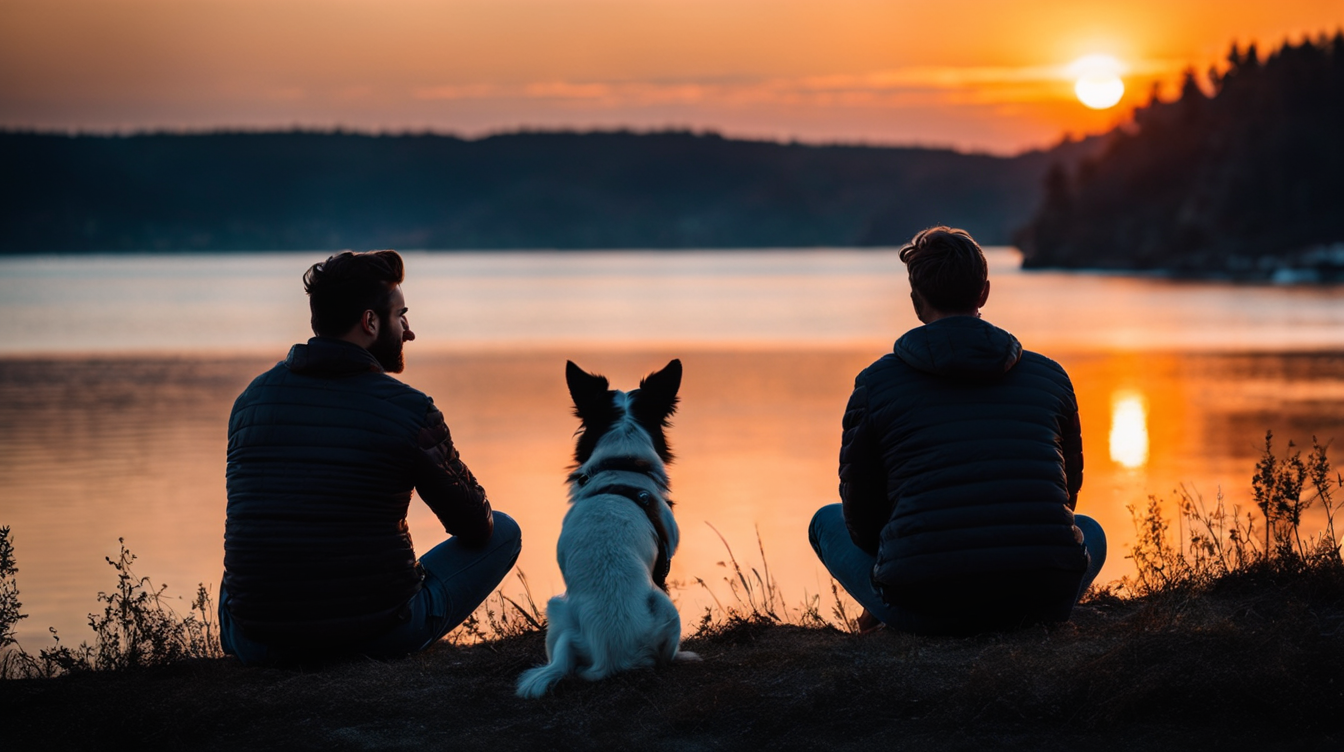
1017, 33, 1344, 278
0, 130, 1097, 254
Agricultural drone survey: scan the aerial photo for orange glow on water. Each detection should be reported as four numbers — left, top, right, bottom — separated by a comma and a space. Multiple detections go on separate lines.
1109, 390, 1150, 469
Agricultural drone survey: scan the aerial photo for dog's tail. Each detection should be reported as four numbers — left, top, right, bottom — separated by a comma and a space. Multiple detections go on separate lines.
515, 631, 578, 699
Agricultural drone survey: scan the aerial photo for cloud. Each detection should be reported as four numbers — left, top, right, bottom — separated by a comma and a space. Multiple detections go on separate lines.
523, 81, 614, 99
409, 59, 1185, 109
414, 83, 504, 100
266, 87, 307, 102
334, 85, 375, 101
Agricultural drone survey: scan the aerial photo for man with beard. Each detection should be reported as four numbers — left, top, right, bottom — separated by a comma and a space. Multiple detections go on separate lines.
219, 250, 521, 665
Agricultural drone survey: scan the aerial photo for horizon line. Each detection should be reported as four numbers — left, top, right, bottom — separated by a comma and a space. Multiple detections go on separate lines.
0, 123, 1110, 159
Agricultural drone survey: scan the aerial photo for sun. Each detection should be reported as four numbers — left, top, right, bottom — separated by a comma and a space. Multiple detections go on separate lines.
1069, 54, 1126, 110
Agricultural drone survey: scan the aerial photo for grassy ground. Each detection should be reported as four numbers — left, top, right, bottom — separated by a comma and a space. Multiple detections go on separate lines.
3, 567, 1342, 751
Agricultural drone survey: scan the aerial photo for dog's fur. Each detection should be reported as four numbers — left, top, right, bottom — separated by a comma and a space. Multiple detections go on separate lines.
516, 359, 699, 698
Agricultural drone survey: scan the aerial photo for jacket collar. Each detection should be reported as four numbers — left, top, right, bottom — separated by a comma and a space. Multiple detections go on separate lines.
284, 337, 384, 377
893, 316, 1022, 380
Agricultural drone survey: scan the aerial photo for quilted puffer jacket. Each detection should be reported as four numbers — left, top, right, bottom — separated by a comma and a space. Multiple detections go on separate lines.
224, 337, 493, 648
839, 316, 1087, 624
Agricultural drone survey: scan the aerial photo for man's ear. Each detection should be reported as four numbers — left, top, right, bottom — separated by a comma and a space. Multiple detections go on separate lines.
360, 309, 380, 338
910, 288, 929, 323
977, 280, 991, 308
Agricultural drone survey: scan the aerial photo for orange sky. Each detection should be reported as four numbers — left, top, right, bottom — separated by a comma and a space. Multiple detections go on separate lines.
1, 0, 1339, 153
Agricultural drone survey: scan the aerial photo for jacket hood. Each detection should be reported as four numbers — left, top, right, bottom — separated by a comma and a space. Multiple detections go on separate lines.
285, 337, 384, 377
893, 316, 1022, 380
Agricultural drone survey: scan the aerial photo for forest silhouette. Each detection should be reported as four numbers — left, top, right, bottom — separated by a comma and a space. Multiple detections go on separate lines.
0, 130, 1099, 254
1018, 33, 1344, 278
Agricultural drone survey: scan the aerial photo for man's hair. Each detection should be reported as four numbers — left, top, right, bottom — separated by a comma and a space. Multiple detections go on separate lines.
303, 250, 405, 337
898, 226, 988, 312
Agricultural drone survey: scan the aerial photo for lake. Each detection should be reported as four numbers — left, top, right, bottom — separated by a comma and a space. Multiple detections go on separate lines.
2, 249, 1343, 647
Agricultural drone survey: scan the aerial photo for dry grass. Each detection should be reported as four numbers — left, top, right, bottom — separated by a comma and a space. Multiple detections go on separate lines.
690, 521, 861, 639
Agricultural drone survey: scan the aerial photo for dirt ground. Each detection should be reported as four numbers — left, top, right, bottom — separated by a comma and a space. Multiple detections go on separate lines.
5, 579, 1343, 751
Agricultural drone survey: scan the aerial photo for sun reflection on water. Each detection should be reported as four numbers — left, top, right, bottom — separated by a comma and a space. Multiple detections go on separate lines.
1109, 390, 1150, 469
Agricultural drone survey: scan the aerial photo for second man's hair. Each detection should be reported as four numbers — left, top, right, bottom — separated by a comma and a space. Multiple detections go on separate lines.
898, 227, 988, 312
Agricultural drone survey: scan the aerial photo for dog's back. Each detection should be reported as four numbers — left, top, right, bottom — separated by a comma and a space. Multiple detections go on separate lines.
543, 492, 681, 674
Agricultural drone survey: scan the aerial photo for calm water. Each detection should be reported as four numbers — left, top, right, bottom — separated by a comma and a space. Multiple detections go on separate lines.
2, 249, 1344, 646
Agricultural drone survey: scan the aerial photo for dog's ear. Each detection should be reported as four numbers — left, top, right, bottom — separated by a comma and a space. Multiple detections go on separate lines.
566, 360, 611, 420
635, 358, 682, 422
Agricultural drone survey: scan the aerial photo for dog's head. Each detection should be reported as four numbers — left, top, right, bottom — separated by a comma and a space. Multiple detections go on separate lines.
565, 359, 681, 468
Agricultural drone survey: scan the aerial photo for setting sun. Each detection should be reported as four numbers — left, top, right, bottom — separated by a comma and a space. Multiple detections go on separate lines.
1070, 54, 1127, 110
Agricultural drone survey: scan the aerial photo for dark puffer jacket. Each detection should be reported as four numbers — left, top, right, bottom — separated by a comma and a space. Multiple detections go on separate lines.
840, 316, 1087, 623
224, 337, 493, 649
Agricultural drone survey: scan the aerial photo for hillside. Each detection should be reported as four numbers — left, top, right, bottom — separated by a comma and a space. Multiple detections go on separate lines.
0, 130, 1098, 253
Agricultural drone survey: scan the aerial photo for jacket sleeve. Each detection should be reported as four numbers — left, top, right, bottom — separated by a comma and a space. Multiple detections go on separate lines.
1059, 376, 1084, 509
839, 382, 890, 555
412, 402, 494, 547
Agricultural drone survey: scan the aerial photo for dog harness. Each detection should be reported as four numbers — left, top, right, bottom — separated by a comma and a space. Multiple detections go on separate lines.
569, 459, 673, 593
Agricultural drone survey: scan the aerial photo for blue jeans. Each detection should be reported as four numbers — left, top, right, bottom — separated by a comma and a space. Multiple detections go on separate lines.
808, 504, 1106, 634
220, 512, 522, 665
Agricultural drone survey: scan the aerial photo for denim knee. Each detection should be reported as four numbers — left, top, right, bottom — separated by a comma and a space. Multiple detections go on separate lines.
808, 503, 844, 561
491, 510, 523, 561
1075, 514, 1106, 567
1074, 514, 1107, 597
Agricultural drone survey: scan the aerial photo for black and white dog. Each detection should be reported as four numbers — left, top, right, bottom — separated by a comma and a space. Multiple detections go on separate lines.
516, 359, 699, 698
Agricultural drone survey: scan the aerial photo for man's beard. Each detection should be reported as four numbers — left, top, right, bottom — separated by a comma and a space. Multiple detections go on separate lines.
368, 323, 405, 373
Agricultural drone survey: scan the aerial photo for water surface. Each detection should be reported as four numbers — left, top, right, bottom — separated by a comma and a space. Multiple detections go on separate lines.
2, 249, 1342, 645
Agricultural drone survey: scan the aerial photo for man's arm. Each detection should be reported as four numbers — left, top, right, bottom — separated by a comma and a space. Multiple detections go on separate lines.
413, 403, 493, 546
839, 383, 890, 555
1061, 408, 1084, 510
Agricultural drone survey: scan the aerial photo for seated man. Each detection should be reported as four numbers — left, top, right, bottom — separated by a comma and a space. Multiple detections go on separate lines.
220, 250, 521, 664
810, 227, 1105, 635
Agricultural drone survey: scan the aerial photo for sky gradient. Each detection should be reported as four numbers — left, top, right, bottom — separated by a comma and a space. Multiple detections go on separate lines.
1, 0, 1340, 153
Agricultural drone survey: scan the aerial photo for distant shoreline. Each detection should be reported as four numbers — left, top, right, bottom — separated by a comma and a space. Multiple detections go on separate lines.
0, 130, 1103, 254
6, 244, 1344, 286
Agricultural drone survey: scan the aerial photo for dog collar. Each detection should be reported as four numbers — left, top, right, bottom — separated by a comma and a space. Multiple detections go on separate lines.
568, 456, 661, 488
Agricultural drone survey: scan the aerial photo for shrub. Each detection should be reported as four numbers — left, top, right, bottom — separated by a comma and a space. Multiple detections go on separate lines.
1, 535, 222, 678
0, 526, 38, 679
1124, 432, 1343, 598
